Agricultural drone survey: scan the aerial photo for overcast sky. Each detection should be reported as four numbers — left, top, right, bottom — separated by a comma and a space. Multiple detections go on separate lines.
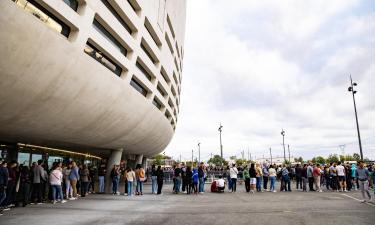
164, 0, 375, 162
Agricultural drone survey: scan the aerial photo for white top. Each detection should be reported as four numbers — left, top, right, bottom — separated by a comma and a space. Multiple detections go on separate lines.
269, 168, 277, 177
230, 167, 238, 179
217, 178, 225, 187
336, 165, 345, 176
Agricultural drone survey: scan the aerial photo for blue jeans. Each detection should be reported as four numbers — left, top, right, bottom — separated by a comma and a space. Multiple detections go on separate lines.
98, 176, 105, 193
256, 177, 262, 192
51, 185, 63, 201
112, 177, 119, 194
282, 176, 291, 191
270, 176, 276, 191
0, 186, 7, 206
151, 176, 157, 194
136, 180, 144, 193
199, 177, 205, 193
227, 176, 232, 190
175, 177, 181, 193
127, 181, 133, 196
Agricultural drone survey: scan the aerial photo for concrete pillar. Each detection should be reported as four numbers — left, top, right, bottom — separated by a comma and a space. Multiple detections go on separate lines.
135, 154, 143, 166
105, 148, 123, 193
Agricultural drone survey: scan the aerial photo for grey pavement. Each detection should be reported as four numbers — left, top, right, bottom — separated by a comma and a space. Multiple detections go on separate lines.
1, 184, 374, 225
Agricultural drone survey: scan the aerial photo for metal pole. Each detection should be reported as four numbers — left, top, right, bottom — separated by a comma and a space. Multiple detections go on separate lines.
349, 76, 363, 160
191, 149, 193, 167
288, 144, 290, 165
281, 129, 286, 163
269, 147, 272, 165
219, 123, 223, 158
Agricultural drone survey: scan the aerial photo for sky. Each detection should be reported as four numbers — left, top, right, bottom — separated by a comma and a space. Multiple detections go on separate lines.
164, 0, 375, 162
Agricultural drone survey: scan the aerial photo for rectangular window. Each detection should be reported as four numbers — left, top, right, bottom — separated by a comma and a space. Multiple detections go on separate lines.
63, 0, 78, 11
167, 14, 175, 39
100, 0, 132, 34
13, 0, 71, 38
144, 17, 162, 47
160, 67, 170, 84
127, 0, 141, 13
93, 18, 127, 56
165, 110, 171, 119
174, 57, 180, 73
173, 72, 178, 85
130, 78, 147, 97
140, 41, 157, 64
157, 84, 166, 97
152, 98, 162, 110
136, 60, 152, 81
165, 33, 174, 55
168, 99, 174, 109
84, 41, 122, 76
171, 86, 176, 97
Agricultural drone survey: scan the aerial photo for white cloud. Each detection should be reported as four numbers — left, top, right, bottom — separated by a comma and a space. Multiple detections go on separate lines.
165, 0, 375, 161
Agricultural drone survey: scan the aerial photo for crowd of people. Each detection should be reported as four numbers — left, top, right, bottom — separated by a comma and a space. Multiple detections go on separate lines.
1, 157, 374, 216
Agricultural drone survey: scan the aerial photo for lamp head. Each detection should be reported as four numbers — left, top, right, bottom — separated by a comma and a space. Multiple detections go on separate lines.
348, 87, 352, 92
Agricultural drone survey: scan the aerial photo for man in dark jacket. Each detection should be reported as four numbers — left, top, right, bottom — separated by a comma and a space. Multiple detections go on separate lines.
32, 160, 46, 204
295, 164, 302, 190
0, 161, 9, 213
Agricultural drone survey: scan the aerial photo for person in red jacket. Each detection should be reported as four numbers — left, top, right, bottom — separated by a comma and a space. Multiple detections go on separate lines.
313, 164, 322, 192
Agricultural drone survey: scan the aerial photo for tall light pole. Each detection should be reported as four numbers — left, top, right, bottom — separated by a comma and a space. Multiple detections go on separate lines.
198, 142, 201, 163
218, 123, 223, 158
281, 129, 286, 163
348, 75, 363, 160
288, 144, 290, 165
191, 149, 194, 167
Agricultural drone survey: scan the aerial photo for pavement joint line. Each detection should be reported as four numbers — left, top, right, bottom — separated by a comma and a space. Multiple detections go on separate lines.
341, 194, 375, 207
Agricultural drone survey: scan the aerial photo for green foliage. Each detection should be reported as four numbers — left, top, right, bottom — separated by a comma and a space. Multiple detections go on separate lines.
208, 155, 226, 166
283, 160, 290, 165
235, 159, 247, 166
326, 154, 340, 163
295, 157, 304, 163
315, 156, 326, 165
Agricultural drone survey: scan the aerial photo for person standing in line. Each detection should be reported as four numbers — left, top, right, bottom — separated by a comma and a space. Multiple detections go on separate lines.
198, 163, 205, 194
243, 165, 250, 193
301, 164, 308, 192
69, 162, 79, 199
336, 162, 347, 192
295, 164, 302, 190
229, 164, 238, 193
192, 167, 199, 194
307, 163, 314, 192
32, 160, 46, 204
174, 164, 182, 194
345, 164, 352, 191
135, 164, 145, 195
281, 165, 291, 192
255, 163, 263, 192
356, 161, 372, 203
313, 164, 322, 192
19, 165, 31, 207
351, 163, 358, 190
156, 166, 164, 195
151, 165, 158, 194
63, 163, 73, 199
181, 163, 187, 193
110, 165, 120, 195
0, 161, 9, 214
49, 163, 66, 204
126, 167, 136, 196
269, 165, 277, 193
185, 166, 192, 195
97, 164, 106, 194
5, 161, 17, 207
225, 166, 232, 191
80, 164, 90, 197
262, 163, 269, 191
249, 163, 257, 194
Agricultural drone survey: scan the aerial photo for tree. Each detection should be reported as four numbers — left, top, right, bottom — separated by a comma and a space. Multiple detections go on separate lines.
353, 153, 361, 161
311, 157, 316, 164
283, 160, 290, 165
153, 154, 165, 166
315, 156, 326, 165
229, 156, 237, 160
295, 157, 304, 163
326, 154, 339, 163
208, 155, 226, 166
235, 159, 247, 166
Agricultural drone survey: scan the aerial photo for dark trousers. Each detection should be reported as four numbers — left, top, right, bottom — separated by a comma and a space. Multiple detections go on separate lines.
282, 176, 291, 191
81, 182, 89, 197
20, 183, 31, 206
296, 176, 302, 189
231, 178, 237, 192
32, 183, 43, 203
157, 180, 163, 194
325, 176, 331, 190
245, 178, 250, 192
182, 177, 186, 192
263, 176, 269, 190
124, 180, 128, 194
6, 182, 16, 206
308, 177, 314, 191
186, 182, 191, 194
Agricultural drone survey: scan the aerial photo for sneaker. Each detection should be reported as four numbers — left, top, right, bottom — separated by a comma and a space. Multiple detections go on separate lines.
319, 190, 323, 192
69, 198, 76, 200
60, 200, 67, 203
37, 203, 43, 205
361, 200, 366, 203
3, 208, 10, 211
52, 201, 56, 204
273, 190, 277, 193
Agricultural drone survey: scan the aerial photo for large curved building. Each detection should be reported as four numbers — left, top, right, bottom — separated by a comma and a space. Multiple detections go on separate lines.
0, 0, 186, 169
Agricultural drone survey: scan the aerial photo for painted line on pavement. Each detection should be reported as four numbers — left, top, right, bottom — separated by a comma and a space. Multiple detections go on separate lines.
341, 194, 375, 207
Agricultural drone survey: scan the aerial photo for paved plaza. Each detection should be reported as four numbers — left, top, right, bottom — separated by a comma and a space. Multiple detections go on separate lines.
1, 184, 374, 225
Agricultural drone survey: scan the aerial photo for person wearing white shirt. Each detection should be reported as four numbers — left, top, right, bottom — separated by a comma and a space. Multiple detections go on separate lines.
336, 162, 347, 192
217, 176, 225, 192
229, 164, 238, 192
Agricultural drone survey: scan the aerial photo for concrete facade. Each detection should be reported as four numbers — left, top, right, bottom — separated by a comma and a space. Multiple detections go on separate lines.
0, 0, 186, 158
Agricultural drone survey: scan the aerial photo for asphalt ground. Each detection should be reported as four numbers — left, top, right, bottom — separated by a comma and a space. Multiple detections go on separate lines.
1, 183, 374, 225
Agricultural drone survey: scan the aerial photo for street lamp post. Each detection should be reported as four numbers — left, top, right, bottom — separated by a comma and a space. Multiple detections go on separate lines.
218, 123, 223, 158
348, 75, 363, 160
288, 144, 290, 165
191, 149, 194, 167
198, 142, 201, 163
281, 129, 286, 163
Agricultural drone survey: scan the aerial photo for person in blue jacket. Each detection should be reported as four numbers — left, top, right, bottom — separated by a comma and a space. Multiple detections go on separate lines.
192, 168, 198, 194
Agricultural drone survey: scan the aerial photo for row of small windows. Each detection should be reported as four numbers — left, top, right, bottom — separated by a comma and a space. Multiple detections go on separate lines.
136, 60, 152, 81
